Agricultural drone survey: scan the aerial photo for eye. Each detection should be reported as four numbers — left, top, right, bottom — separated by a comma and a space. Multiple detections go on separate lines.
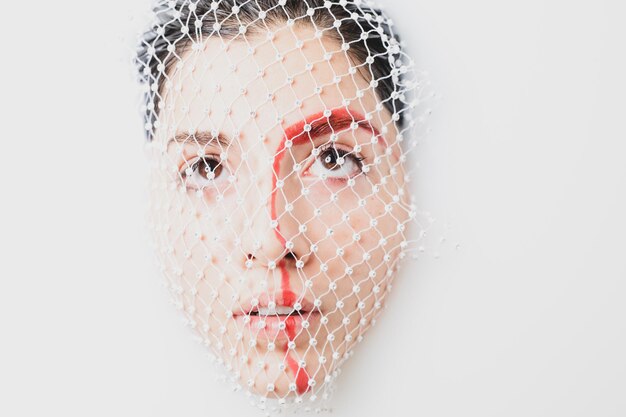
181, 155, 224, 189
307, 145, 365, 180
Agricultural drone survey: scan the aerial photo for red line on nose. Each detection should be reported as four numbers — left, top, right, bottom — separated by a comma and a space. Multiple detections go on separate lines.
270, 134, 293, 305
270, 138, 289, 248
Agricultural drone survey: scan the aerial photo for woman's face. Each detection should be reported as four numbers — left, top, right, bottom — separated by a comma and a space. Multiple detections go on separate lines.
149, 24, 411, 398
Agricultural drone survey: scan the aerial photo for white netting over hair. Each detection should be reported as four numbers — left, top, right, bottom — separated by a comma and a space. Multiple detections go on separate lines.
135, 0, 433, 413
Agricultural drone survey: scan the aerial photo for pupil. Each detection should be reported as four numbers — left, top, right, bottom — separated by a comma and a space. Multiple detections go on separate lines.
322, 148, 343, 170
200, 158, 221, 179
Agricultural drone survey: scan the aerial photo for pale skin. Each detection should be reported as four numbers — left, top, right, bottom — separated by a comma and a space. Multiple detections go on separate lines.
149, 23, 412, 397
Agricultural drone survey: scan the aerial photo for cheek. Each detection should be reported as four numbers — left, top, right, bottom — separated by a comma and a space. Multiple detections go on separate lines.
302, 186, 388, 263
162, 191, 237, 273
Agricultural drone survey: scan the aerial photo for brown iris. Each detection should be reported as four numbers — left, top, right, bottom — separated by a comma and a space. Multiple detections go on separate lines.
193, 156, 223, 180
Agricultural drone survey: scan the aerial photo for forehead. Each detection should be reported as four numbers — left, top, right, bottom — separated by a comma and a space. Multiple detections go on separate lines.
157, 24, 384, 143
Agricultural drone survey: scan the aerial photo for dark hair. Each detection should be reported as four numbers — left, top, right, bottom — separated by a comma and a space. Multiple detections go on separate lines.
136, 0, 412, 140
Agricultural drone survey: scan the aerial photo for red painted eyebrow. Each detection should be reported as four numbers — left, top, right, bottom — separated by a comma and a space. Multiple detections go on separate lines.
282, 107, 388, 148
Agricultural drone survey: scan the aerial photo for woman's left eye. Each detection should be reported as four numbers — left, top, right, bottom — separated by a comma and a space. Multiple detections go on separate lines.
307, 145, 365, 179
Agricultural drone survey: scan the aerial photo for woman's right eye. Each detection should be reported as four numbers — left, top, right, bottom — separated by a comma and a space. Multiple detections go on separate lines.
181, 156, 224, 189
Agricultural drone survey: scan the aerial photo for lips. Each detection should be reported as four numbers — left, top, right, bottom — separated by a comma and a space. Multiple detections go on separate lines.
234, 290, 316, 315
248, 304, 297, 315
233, 291, 321, 345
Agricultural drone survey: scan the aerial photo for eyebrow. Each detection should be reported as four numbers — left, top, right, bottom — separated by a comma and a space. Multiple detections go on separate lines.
282, 107, 388, 147
167, 131, 231, 148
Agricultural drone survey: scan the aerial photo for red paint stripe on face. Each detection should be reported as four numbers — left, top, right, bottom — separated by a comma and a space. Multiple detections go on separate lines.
285, 350, 311, 395
268, 107, 386, 396
281, 285, 296, 308
284, 316, 310, 395
270, 143, 288, 248
269, 134, 293, 309
284, 315, 297, 341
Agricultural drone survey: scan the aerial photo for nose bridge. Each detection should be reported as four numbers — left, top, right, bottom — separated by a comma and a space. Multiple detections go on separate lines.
239, 138, 307, 265
245, 177, 286, 264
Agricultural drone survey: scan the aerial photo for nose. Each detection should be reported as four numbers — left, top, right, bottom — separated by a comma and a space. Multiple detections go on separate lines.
238, 150, 310, 270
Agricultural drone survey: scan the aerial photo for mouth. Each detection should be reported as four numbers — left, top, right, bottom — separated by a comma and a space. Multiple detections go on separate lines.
233, 291, 321, 344
234, 290, 317, 317
248, 305, 307, 317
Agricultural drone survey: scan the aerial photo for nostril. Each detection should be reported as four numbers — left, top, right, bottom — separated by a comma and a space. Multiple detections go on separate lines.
284, 251, 296, 261
244, 253, 257, 268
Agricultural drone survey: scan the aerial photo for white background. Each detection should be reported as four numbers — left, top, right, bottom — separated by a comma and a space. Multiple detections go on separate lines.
1, 0, 625, 416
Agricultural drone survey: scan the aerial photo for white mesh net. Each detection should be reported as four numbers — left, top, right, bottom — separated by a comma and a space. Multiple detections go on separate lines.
135, 0, 433, 413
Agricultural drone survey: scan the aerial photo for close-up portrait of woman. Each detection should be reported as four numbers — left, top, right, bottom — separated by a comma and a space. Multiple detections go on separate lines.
136, 0, 420, 406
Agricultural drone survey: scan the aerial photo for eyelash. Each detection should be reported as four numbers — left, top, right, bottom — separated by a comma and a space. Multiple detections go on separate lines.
179, 155, 225, 189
